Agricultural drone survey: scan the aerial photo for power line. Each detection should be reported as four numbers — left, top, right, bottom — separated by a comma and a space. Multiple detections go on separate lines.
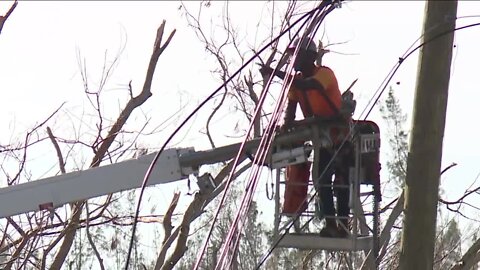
363, 22, 480, 121
214, 5, 336, 269
216, 3, 342, 270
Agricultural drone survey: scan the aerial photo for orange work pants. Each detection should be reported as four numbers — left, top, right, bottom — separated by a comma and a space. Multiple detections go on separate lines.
282, 162, 311, 215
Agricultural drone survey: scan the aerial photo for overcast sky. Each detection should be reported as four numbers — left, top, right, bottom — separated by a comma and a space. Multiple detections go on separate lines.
1, 0, 480, 241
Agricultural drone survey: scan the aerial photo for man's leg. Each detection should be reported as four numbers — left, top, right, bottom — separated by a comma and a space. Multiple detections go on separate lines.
283, 162, 310, 215
317, 148, 337, 237
335, 173, 350, 237
335, 142, 354, 237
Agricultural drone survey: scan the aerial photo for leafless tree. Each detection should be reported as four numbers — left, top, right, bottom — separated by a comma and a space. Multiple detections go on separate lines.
0, 20, 176, 269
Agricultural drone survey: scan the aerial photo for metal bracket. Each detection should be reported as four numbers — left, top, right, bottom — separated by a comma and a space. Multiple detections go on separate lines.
270, 145, 312, 169
38, 202, 55, 222
196, 173, 216, 195
360, 134, 380, 153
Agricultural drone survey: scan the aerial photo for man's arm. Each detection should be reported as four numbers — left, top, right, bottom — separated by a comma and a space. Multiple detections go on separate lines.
259, 65, 325, 92
270, 68, 327, 93
272, 69, 287, 80
283, 99, 297, 127
292, 77, 325, 92
260, 65, 289, 80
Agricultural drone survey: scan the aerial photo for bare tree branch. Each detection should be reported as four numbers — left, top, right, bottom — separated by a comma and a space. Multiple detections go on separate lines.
49, 202, 83, 270
0, 0, 17, 35
160, 192, 209, 270
362, 163, 459, 269
162, 193, 180, 246
153, 193, 180, 269
154, 158, 250, 269
451, 237, 480, 270
39, 127, 68, 269
46, 127, 66, 174
49, 21, 175, 269
90, 20, 175, 168
8, 103, 65, 186
85, 202, 105, 270
3, 230, 31, 270
375, 191, 405, 267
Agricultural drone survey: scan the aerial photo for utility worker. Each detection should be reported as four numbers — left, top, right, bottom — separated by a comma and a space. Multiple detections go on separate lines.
260, 37, 353, 238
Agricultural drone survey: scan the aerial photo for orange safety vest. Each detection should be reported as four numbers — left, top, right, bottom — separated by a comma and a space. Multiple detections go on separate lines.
288, 66, 349, 145
288, 66, 342, 118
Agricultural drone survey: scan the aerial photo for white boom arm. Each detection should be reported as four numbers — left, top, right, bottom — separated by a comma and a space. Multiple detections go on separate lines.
0, 118, 330, 218
0, 148, 195, 218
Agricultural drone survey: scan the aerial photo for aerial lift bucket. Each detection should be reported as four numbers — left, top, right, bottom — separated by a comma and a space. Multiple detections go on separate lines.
272, 118, 381, 257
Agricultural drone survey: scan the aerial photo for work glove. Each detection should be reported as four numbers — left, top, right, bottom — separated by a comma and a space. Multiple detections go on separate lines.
277, 122, 293, 134
257, 63, 273, 77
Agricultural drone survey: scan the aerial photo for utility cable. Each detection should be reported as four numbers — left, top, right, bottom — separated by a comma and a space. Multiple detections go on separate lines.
205, 3, 334, 268
363, 21, 480, 121
218, 4, 340, 269
220, 3, 343, 268
218, 29, 311, 270
214, 31, 300, 270
215, 3, 339, 267
359, 14, 471, 122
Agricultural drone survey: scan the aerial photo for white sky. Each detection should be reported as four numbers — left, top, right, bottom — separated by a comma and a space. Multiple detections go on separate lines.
1, 0, 480, 253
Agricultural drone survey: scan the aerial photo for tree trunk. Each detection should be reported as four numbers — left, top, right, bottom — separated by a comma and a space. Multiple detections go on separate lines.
399, 1, 457, 269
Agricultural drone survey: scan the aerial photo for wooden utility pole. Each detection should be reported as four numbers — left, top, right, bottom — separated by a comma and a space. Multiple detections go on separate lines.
399, 1, 457, 269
